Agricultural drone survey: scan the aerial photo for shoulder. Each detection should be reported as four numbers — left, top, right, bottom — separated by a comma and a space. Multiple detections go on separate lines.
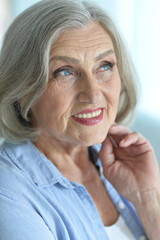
0, 142, 58, 239
0, 142, 35, 202
0, 179, 55, 240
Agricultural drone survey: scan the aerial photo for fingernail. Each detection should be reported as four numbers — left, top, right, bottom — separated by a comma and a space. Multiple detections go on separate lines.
120, 139, 125, 145
108, 134, 118, 148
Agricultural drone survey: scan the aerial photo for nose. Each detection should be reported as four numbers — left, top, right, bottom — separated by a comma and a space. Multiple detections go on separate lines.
76, 73, 101, 105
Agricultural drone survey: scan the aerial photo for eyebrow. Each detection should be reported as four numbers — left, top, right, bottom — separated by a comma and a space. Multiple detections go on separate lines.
95, 49, 114, 61
49, 55, 79, 64
49, 49, 115, 64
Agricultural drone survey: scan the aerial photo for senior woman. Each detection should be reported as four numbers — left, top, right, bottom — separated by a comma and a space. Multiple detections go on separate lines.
0, 0, 159, 240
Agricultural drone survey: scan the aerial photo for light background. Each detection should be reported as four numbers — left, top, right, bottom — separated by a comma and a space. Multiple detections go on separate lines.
0, 0, 160, 161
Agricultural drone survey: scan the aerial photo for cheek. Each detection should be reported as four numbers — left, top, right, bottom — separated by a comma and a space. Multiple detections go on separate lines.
49, 88, 74, 115
33, 86, 74, 121
102, 78, 121, 105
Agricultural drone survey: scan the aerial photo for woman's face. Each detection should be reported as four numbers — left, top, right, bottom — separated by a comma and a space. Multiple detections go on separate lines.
32, 23, 121, 146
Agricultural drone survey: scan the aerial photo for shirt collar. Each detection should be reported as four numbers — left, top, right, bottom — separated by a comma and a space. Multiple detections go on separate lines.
4, 141, 64, 187
3, 141, 100, 188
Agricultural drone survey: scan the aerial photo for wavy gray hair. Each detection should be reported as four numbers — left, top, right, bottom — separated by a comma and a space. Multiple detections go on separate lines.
0, 0, 137, 143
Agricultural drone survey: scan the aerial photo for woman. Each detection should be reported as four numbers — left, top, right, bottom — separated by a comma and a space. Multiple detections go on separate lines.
0, 0, 159, 239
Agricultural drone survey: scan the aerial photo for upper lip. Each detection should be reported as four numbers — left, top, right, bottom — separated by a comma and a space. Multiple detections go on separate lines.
72, 107, 103, 116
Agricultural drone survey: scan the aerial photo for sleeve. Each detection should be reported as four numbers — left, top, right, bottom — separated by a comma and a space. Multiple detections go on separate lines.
0, 193, 55, 240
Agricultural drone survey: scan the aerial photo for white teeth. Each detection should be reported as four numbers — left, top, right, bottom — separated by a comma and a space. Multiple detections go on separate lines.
92, 112, 96, 117
74, 109, 102, 119
86, 113, 92, 118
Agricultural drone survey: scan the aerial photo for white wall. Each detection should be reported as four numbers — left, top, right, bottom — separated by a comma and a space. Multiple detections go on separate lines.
11, 0, 40, 17
0, 0, 12, 47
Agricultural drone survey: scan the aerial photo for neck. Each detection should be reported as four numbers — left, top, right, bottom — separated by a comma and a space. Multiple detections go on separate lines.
33, 133, 92, 182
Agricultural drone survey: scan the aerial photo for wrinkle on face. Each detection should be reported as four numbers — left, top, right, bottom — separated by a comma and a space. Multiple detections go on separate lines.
50, 23, 116, 69
33, 23, 121, 152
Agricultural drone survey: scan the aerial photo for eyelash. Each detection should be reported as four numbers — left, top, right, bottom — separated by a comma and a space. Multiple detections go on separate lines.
99, 61, 115, 71
52, 61, 115, 79
52, 66, 75, 79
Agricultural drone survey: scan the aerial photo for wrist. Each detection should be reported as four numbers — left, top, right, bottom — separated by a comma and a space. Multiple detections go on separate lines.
133, 188, 160, 223
133, 188, 160, 206
133, 189, 160, 240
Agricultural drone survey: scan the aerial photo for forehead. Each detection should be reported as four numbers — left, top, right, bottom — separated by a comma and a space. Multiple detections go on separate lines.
50, 23, 114, 57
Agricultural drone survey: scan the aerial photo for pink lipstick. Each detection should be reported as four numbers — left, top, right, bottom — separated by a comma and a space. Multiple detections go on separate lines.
71, 108, 103, 126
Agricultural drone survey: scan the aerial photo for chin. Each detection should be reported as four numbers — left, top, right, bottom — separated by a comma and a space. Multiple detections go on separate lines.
78, 130, 108, 147
89, 135, 107, 146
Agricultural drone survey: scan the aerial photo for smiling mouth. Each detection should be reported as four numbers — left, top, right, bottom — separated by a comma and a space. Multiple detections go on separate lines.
73, 109, 102, 119
71, 108, 104, 126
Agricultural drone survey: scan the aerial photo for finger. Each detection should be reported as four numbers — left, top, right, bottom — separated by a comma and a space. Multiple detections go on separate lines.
109, 124, 131, 136
101, 135, 113, 154
108, 125, 131, 147
108, 134, 118, 148
99, 136, 115, 167
119, 132, 147, 147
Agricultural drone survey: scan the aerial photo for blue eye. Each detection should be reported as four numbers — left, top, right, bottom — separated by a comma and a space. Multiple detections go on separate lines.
58, 70, 71, 76
52, 68, 72, 79
99, 62, 114, 72
101, 65, 109, 71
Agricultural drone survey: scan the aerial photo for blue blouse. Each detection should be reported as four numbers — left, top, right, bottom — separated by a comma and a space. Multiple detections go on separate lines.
0, 141, 148, 240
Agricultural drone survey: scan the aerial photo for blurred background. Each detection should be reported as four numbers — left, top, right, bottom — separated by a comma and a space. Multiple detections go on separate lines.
0, 0, 159, 162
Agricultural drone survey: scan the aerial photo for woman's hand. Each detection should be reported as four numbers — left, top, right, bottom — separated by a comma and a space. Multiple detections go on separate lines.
99, 124, 160, 239
99, 124, 160, 204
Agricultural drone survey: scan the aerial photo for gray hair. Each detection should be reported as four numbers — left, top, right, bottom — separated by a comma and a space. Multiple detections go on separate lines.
0, 0, 137, 143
